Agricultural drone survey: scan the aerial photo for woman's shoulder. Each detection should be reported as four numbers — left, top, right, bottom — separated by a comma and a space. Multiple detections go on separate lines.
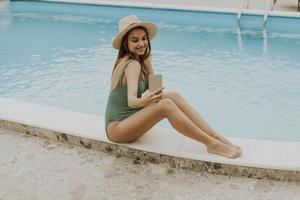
126, 60, 142, 73
117, 57, 138, 67
124, 59, 141, 77
127, 59, 140, 66
118, 57, 140, 69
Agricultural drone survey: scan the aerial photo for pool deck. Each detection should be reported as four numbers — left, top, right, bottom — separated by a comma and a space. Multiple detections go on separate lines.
1, 97, 300, 181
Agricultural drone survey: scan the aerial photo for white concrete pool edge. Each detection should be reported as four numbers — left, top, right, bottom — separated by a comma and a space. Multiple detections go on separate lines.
0, 97, 299, 173
40, 0, 300, 18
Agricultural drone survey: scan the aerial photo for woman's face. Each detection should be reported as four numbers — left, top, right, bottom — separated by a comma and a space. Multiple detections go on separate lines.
127, 28, 148, 57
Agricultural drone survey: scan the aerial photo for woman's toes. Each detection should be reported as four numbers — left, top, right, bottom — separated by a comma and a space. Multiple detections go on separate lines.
234, 145, 242, 155
238, 147, 243, 155
234, 153, 238, 159
229, 153, 235, 159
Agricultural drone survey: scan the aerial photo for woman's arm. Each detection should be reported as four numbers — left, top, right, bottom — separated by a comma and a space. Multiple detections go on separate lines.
126, 61, 145, 108
126, 60, 163, 108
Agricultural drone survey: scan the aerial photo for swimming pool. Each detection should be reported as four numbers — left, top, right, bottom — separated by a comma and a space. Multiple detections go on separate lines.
1, 1, 300, 141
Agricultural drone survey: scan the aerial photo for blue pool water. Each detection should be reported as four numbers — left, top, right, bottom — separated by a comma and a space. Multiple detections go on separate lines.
1, 1, 300, 141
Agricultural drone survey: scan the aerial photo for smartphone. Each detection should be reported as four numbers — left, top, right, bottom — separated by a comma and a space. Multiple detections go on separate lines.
149, 74, 163, 92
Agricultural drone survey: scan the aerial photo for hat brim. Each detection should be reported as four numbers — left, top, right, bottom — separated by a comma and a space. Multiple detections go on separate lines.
112, 22, 157, 50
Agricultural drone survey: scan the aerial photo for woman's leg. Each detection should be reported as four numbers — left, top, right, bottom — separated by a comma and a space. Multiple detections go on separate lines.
108, 98, 241, 158
163, 91, 241, 150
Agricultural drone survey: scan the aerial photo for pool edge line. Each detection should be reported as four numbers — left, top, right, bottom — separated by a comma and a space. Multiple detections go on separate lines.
32, 0, 300, 18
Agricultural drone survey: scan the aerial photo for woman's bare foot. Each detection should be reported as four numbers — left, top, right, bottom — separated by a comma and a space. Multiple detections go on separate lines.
215, 136, 242, 155
206, 140, 241, 159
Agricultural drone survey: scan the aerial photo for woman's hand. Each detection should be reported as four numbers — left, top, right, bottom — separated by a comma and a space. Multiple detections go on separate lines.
140, 87, 164, 107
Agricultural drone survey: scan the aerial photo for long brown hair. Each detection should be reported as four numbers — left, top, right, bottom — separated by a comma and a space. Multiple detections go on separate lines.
112, 26, 151, 80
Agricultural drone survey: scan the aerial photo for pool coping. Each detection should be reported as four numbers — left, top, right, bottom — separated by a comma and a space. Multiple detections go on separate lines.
0, 97, 299, 181
37, 0, 300, 18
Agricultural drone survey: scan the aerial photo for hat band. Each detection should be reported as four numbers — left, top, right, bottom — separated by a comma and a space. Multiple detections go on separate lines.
121, 22, 137, 32
125, 22, 138, 30
129, 22, 137, 26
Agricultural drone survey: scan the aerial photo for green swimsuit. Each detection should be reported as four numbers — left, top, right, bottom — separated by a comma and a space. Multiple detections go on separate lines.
105, 60, 148, 140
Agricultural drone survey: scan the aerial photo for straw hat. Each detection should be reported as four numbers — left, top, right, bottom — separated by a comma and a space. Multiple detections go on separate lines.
112, 15, 157, 50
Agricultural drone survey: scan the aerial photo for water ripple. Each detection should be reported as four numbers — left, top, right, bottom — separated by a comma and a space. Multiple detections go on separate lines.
13, 13, 112, 24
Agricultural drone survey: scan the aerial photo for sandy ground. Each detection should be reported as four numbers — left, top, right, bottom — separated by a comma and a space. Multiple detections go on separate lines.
0, 128, 299, 200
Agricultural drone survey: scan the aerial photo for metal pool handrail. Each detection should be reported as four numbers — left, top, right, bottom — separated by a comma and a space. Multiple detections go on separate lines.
264, 0, 273, 24
237, 0, 250, 24
238, 0, 275, 27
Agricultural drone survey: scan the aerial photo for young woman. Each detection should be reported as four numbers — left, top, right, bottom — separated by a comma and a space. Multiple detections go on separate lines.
105, 15, 242, 159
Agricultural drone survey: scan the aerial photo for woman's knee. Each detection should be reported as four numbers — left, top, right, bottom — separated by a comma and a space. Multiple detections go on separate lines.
157, 98, 177, 115
164, 91, 182, 101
